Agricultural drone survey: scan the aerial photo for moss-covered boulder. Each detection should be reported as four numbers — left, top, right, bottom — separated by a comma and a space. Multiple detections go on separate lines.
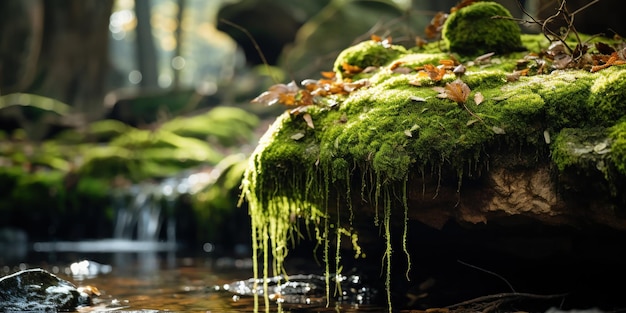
442, 1, 524, 55
239, 23, 626, 312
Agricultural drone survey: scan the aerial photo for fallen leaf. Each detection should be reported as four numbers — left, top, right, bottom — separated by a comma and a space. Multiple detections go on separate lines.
474, 52, 495, 64
422, 64, 446, 81
453, 64, 466, 78
342, 62, 363, 75
444, 79, 471, 104
466, 119, 479, 126
474, 92, 484, 105
409, 96, 427, 102
291, 132, 305, 140
492, 126, 506, 134
404, 124, 420, 137
303, 113, 315, 129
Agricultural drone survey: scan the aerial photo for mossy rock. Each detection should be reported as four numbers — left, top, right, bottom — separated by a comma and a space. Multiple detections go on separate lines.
160, 106, 260, 146
442, 1, 524, 56
240, 29, 626, 311
333, 40, 407, 79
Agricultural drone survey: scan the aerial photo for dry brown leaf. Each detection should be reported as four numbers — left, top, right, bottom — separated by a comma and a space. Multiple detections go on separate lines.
422, 64, 446, 81
444, 79, 471, 104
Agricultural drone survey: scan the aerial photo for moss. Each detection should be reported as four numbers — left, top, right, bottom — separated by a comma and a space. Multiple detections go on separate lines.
610, 120, 626, 176
533, 71, 595, 130
161, 106, 259, 146
333, 40, 407, 79
442, 1, 523, 56
588, 67, 626, 126
11, 170, 67, 212
88, 119, 133, 142
241, 32, 626, 312
551, 127, 610, 173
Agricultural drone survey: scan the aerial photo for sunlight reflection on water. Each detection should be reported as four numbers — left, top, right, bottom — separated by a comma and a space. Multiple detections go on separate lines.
1, 239, 385, 312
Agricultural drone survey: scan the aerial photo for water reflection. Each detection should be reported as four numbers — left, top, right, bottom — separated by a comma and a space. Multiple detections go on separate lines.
1, 239, 387, 312
1, 242, 256, 312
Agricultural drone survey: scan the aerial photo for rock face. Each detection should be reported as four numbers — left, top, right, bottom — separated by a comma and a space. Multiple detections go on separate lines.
0, 268, 88, 311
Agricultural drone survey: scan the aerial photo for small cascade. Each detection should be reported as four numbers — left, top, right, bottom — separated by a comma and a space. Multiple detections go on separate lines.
112, 184, 173, 242
32, 155, 245, 254
111, 154, 245, 244
112, 174, 204, 243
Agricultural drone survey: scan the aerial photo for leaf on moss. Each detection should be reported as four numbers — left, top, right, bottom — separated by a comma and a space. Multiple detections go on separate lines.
342, 62, 363, 75
492, 126, 506, 134
251, 81, 300, 106
303, 113, 315, 129
421, 64, 446, 81
409, 96, 427, 102
466, 119, 479, 126
444, 79, 471, 104
291, 132, 305, 140
474, 92, 484, 105
433, 86, 447, 98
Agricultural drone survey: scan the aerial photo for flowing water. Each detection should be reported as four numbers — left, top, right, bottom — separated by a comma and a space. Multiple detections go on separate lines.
0, 162, 384, 312
1, 241, 385, 313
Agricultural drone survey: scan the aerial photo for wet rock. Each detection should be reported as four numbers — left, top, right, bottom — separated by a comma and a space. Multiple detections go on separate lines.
0, 268, 89, 311
219, 273, 378, 307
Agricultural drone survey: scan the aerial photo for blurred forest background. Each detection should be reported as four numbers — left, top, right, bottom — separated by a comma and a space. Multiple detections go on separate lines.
1, 0, 623, 257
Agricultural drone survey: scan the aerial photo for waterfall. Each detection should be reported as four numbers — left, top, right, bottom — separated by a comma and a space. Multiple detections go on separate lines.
112, 184, 168, 241
32, 156, 243, 254
111, 156, 238, 243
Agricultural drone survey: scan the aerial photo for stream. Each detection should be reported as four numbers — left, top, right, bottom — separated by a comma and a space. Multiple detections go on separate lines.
1, 241, 385, 313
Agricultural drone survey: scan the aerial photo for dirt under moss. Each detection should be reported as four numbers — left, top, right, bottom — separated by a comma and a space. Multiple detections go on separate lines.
240, 32, 626, 311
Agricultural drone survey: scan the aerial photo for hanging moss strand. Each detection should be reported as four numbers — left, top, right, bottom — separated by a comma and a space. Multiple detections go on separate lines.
384, 189, 393, 313
335, 196, 343, 298
402, 176, 411, 280
323, 168, 331, 307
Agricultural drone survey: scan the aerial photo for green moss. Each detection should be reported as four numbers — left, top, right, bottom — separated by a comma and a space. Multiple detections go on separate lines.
533, 71, 594, 129
442, 1, 523, 56
88, 119, 133, 142
161, 106, 259, 146
241, 33, 626, 312
333, 40, 407, 79
588, 67, 626, 126
610, 120, 626, 176
551, 127, 611, 177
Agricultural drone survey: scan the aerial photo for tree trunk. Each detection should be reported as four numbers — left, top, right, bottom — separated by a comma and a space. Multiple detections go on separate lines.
0, 0, 114, 125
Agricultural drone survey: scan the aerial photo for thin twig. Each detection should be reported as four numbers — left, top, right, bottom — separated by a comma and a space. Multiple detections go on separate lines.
219, 18, 279, 84
457, 259, 515, 293
445, 292, 569, 309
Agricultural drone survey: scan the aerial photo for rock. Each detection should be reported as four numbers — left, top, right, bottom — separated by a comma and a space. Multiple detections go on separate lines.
0, 268, 90, 311
442, 1, 524, 55
239, 16, 626, 313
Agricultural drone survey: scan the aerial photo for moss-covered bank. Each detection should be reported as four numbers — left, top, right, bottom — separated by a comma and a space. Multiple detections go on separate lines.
239, 2, 626, 311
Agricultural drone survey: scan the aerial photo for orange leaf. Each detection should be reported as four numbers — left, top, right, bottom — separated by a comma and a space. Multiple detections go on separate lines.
342, 62, 363, 75
439, 59, 456, 67
321, 71, 336, 79
591, 52, 619, 73
423, 64, 445, 81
